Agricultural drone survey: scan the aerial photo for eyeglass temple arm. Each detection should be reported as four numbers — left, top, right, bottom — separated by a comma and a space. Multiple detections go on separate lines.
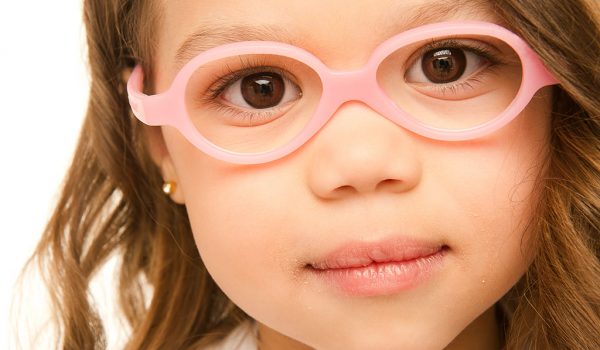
525, 48, 560, 87
127, 65, 170, 126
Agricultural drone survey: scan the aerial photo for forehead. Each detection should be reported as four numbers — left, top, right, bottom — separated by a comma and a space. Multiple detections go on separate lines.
155, 0, 496, 76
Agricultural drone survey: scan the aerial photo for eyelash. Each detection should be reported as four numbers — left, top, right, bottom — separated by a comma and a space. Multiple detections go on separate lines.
205, 61, 297, 100
197, 59, 299, 124
409, 39, 504, 95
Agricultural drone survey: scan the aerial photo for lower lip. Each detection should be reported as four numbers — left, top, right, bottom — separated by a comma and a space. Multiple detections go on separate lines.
307, 248, 447, 297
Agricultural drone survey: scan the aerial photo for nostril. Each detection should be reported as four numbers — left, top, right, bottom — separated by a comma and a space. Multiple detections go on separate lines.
335, 185, 356, 195
380, 179, 397, 186
377, 178, 398, 188
375, 178, 412, 193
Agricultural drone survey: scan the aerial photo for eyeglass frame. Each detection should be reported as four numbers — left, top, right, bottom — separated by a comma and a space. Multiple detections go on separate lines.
127, 20, 559, 165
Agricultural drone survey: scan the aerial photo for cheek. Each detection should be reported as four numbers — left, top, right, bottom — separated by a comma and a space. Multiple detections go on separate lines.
168, 139, 303, 307
424, 92, 551, 293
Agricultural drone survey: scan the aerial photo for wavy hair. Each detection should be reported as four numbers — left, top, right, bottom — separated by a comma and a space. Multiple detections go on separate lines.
21, 0, 599, 349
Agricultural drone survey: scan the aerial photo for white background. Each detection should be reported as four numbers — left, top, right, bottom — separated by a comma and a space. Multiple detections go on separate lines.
0, 1, 90, 348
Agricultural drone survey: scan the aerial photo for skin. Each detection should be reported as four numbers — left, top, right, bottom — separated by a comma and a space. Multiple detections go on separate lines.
144, 1, 553, 349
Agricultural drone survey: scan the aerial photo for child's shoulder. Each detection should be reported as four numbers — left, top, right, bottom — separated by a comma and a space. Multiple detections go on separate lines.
202, 320, 258, 350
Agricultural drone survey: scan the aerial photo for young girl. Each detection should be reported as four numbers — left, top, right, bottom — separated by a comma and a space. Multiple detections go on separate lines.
26, 0, 599, 349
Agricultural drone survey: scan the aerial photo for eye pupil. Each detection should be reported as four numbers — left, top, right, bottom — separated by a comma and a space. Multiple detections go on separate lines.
241, 73, 284, 109
422, 48, 466, 83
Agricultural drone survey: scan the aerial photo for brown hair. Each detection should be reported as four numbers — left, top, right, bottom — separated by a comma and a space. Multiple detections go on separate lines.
21, 0, 599, 349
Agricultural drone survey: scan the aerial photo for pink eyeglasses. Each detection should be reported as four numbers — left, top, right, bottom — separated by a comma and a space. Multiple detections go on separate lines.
127, 21, 559, 164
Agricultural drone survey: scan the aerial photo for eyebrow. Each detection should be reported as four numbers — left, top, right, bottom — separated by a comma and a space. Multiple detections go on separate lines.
174, 24, 298, 69
173, 0, 490, 70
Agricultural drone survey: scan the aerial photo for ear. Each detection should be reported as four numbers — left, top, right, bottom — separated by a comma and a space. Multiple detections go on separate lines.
143, 125, 186, 204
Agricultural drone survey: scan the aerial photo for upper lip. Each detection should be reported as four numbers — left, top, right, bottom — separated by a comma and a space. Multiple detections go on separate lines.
308, 235, 446, 270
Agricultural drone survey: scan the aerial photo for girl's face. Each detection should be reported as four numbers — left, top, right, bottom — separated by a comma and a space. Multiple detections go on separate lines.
149, 1, 552, 349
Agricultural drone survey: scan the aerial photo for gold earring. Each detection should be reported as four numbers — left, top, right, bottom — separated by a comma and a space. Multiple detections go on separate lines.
162, 181, 176, 195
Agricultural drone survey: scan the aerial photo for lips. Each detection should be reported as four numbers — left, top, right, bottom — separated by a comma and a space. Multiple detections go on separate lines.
307, 236, 447, 270
305, 236, 448, 296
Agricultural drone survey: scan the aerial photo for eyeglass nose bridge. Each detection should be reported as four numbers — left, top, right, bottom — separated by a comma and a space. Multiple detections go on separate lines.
321, 67, 402, 132
326, 68, 383, 107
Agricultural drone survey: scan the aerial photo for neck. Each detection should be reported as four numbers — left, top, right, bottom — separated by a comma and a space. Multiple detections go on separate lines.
257, 324, 313, 350
444, 305, 503, 350
256, 305, 502, 350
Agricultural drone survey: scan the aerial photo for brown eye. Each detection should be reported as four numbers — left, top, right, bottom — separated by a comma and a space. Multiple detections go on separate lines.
421, 48, 467, 83
241, 72, 284, 109
221, 69, 302, 111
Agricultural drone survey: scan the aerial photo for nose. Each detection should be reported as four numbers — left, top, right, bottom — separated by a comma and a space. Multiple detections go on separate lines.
306, 101, 422, 199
